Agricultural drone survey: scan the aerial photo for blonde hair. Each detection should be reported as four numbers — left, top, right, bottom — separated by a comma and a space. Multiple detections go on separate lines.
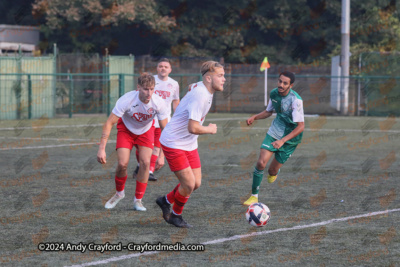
201, 61, 224, 76
138, 72, 155, 88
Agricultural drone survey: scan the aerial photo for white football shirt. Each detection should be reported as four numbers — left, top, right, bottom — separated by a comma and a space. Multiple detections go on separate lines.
160, 82, 213, 151
153, 75, 180, 128
112, 91, 169, 135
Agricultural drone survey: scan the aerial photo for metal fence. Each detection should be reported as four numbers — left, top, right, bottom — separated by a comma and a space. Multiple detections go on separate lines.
1, 73, 399, 120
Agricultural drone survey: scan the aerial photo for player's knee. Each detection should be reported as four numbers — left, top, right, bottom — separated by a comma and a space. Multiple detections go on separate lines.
117, 162, 129, 172
181, 182, 195, 194
194, 180, 201, 191
139, 159, 150, 170
256, 160, 267, 170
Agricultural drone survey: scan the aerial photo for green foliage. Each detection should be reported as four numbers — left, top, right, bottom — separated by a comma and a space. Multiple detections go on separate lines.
0, 0, 398, 67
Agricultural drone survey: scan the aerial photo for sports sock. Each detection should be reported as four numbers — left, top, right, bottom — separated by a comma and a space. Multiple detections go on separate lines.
115, 175, 127, 192
135, 180, 147, 200
166, 183, 180, 204
172, 190, 189, 215
252, 166, 264, 195
149, 154, 158, 173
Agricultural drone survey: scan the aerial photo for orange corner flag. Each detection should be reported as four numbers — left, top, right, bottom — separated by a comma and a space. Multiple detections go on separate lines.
260, 57, 270, 71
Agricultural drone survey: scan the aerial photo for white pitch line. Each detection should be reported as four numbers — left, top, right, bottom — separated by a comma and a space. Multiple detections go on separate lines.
64, 208, 400, 267
0, 136, 95, 141
247, 127, 400, 133
0, 141, 116, 151
0, 124, 103, 131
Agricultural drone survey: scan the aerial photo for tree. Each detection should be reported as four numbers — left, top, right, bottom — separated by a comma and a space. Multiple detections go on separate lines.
31, 0, 176, 54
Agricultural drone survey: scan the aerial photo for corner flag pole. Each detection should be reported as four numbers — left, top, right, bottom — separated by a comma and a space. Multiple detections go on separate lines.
260, 57, 270, 106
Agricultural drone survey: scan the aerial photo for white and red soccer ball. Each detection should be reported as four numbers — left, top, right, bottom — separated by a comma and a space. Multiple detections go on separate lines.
246, 203, 271, 227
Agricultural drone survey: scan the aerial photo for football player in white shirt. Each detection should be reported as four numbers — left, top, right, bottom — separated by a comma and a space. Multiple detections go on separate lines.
133, 58, 180, 181
97, 73, 169, 211
156, 61, 225, 228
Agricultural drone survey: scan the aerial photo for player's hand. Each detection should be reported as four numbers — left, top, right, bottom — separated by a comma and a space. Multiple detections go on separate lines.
246, 116, 255, 126
208, 123, 217, 134
155, 155, 165, 171
271, 140, 284, 149
97, 149, 107, 164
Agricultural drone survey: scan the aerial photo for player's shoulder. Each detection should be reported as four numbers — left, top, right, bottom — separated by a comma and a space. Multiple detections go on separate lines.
190, 82, 208, 97
270, 88, 279, 96
167, 77, 179, 85
119, 90, 138, 101
290, 89, 303, 101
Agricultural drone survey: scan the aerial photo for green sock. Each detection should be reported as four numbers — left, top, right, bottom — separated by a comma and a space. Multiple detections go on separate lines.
252, 167, 264, 194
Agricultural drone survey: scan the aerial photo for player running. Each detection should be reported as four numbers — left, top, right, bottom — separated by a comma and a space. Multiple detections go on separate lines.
133, 58, 180, 181
156, 61, 225, 228
243, 71, 305, 206
97, 73, 169, 211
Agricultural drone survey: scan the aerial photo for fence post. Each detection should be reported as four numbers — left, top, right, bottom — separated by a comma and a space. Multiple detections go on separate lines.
69, 74, 73, 118
107, 76, 111, 116
28, 74, 32, 119
119, 74, 124, 97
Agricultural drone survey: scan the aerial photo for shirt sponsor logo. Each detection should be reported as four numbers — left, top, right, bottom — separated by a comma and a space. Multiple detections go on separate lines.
132, 113, 153, 122
272, 100, 278, 103
155, 90, 171, 99
147, 108, 155, 114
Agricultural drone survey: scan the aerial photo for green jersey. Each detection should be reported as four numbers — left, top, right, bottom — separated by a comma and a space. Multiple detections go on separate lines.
266, 88, 304, 145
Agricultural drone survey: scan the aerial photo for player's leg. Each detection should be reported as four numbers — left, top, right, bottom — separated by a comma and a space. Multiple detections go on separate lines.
133, 145, 153, 211
149, 127, 162, 181
132, 149, 139, 179
105, 120, 134, 209
269, 144, 297, 183
105, 148, 131, 209
267, 158, 282, 183
192, 167, 201, 191
156, 145, 196, 227
167, 149, 201, 227
167, 167, 195, 228
243, 148, 274, 205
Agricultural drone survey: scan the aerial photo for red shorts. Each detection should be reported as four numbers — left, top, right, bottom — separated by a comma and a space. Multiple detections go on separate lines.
161, 144, 201, 172
116, 118, 154, 150
154, 127, 161, 148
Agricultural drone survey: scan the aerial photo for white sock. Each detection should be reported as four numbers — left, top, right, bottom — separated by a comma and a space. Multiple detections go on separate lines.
117, 190, 125, 197
251, 194, 258, 198
149, 171, 153, 174
134, 196, 142, 202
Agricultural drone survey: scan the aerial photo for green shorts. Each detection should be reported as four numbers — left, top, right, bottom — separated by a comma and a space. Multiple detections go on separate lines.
260, 134, 298, 164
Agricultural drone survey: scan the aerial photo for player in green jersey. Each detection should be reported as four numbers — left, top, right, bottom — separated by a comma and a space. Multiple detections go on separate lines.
243, 71, 305, 206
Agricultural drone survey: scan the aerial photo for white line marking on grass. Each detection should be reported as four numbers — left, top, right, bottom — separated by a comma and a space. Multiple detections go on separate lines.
0, 124, 103, 131
0, 136, 94, 141
247, 127, 400, 133
205, 114, 318, 122
0, 141, 116, 150
64, 208, 400, 267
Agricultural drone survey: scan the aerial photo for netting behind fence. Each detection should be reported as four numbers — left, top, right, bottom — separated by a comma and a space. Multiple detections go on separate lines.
360, 52, 400, 116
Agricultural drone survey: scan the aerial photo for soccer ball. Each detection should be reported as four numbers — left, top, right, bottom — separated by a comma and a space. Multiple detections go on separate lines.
246, 203, 271, 227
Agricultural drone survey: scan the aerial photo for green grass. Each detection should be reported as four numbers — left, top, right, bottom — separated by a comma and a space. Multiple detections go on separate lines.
0, 113, 399, 266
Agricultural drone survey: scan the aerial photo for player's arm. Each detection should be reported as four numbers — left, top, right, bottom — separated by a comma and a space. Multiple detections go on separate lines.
281, 122, 305, 143
172, 99, 180, 112
97, 113, 120, 164
188, 120, 217, 135
247, 99, 273, 125
247, 110, 273, 125
172, 83, 180, 112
